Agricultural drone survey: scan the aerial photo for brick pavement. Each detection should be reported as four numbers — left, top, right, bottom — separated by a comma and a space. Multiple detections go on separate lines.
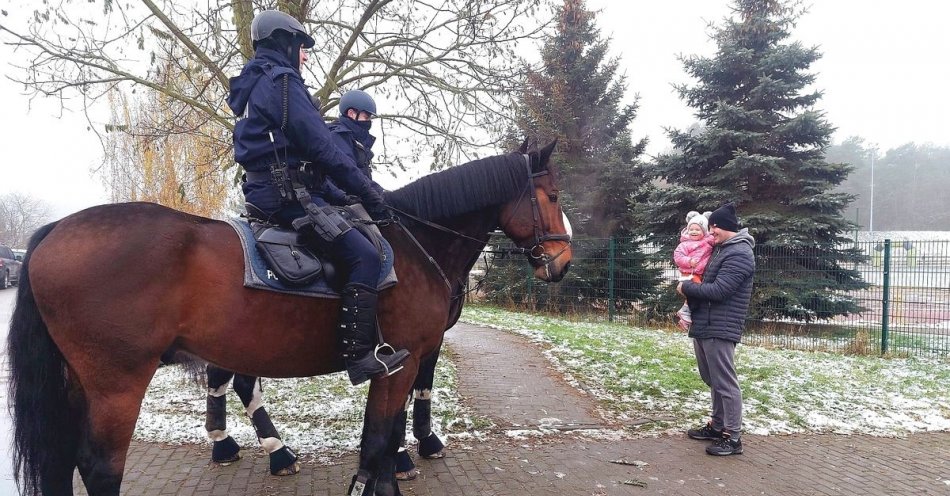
74, 322, 950, 496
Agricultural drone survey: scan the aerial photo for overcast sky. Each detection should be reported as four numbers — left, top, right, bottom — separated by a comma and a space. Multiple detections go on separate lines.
1, 0, 948, 218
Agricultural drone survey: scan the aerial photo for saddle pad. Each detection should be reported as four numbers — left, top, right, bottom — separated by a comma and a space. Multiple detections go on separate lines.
226, 217, 397, 298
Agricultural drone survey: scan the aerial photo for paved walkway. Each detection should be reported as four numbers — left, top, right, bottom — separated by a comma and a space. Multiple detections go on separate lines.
74, 322, 950, 495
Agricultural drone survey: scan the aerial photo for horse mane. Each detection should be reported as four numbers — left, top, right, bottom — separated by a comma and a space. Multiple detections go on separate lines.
385, 153, 527, 221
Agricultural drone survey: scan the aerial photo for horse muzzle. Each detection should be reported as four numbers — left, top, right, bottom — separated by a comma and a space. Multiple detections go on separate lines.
530, 241, 572, 282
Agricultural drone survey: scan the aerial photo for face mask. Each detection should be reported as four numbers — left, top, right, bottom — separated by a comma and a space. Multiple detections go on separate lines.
355, 120, 372, 131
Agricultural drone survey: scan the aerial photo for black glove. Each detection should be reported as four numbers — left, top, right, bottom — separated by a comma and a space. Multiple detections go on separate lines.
368, 202, 395, 223
343, 194, 363, 206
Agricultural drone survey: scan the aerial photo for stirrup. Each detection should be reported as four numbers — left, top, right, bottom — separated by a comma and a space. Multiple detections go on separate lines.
373, 343, 404, 378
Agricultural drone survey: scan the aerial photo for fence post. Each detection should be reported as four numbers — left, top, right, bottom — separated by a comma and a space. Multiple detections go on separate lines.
526, 263, 534, 310
881, 239, 891, 355
608, 237, 616, 322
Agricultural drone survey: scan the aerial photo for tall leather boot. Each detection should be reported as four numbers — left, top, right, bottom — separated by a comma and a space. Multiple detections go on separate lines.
339, 283, 410, 385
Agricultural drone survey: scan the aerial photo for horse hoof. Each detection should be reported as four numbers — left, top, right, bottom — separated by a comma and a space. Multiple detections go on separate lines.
417, 433, 445, 459
421, 450, 445, 460
269, 446, 299, 476
211, 436, 241, 464
213, 451, 241, 465
395, 468, 419, 481
272, 462, 300, 476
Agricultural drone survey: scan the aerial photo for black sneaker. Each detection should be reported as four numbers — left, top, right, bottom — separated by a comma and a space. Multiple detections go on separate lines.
706, 434, 743, 456
687, 422, 723, 440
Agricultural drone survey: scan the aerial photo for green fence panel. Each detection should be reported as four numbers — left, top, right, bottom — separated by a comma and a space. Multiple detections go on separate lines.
471, 235, 950, 358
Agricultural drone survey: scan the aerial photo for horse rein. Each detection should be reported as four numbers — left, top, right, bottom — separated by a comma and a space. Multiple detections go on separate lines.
382, 154, 573, 293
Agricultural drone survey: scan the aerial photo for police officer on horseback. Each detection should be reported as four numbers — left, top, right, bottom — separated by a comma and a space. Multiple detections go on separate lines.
321, 89, 385, 204
227, 9, 409, 385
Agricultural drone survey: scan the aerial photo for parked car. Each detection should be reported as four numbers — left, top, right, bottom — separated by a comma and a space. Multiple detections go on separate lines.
0, 245, 22, 289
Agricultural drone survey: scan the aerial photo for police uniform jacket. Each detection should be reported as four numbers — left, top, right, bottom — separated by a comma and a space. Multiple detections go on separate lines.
321, 116, 386, 204
227, 47, 383, 216
680, 229, 756, 343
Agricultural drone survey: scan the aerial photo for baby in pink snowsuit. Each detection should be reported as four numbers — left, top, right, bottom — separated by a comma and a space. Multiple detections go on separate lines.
674, 211, 714, 330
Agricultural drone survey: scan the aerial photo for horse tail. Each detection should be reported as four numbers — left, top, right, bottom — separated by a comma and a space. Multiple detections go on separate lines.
7, 220, 80, 496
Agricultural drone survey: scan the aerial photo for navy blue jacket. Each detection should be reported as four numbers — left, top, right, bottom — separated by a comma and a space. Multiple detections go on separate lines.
321, 116, 386, 204
681, 229, 756, 343
227, 48, 383, 215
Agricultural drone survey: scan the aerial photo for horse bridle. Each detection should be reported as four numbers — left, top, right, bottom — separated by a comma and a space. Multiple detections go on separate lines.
385, 154, 573, 290
509, 154, 572, 270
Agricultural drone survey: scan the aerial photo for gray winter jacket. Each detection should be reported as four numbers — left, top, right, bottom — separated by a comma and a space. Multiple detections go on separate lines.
681, 229, 756, 343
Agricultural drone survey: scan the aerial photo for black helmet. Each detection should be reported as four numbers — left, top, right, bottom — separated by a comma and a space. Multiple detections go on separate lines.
339, 89, 377, 117
251, 10, 315, 48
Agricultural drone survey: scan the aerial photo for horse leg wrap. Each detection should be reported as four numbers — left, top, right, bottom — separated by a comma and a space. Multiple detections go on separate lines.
269, 446, 299, 476
250, 407, 281, 447
206, 389, 228, 435
412, 391, 432, 440
211, 436, 241, 464
418, 433, 445, 459
347, 470, 376, 496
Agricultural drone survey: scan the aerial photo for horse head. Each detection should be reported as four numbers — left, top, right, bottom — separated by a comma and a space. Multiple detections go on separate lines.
499, 139, 573, 282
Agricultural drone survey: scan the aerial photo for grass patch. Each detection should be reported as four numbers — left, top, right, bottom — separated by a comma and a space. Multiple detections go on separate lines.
461, 304, 950, 436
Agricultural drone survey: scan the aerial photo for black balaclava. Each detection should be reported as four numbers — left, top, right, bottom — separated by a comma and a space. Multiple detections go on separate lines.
257, 31, 304, 71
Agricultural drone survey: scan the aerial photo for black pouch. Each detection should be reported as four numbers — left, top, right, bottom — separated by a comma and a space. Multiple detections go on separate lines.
252, 223, 325, 286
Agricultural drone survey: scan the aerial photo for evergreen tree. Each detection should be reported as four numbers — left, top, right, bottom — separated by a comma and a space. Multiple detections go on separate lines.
635, 0, 865, 321
485, 0, 661, 311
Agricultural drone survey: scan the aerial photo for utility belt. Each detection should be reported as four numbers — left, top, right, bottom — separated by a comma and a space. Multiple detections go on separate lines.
244, 167, 320, 192
243, 163, 323, 193
244, 161, 355, 245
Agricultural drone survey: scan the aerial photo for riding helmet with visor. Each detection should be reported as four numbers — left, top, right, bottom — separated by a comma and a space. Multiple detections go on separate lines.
339, 89, 377, 118
250, 10, 315, 49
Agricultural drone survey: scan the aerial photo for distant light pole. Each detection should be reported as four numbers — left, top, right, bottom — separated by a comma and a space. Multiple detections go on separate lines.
868, 145, 877, 234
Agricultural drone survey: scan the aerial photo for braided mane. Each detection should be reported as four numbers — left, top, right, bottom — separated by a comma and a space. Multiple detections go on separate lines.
385, 153, 527, 221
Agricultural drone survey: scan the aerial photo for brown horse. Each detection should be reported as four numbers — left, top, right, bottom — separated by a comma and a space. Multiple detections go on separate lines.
7, 141, 571, 496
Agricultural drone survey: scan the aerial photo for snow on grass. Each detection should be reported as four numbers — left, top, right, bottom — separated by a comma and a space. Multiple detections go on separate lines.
135, 306, 950, 456
461, 305, 950, 437
134, 348, 488, 458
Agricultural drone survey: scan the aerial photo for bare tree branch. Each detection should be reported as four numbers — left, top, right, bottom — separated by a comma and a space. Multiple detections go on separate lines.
2, 0, 553, 174
0, 192, 53, 248
140, 0, 230, 90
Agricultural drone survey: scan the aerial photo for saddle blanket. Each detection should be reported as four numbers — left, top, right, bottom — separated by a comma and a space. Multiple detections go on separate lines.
226, 217, 397, 299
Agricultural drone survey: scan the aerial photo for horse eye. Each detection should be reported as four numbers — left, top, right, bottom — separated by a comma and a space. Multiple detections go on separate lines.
548, 193, 558, 203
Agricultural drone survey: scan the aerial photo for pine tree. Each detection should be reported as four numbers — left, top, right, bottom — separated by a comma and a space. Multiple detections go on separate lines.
517, 0, 647, 237
636, 0, 865, 321
486, 0, 661, 311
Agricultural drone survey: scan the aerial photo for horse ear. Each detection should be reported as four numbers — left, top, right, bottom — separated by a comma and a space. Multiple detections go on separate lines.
518, 137, 530, 154
539, 139, 557, 167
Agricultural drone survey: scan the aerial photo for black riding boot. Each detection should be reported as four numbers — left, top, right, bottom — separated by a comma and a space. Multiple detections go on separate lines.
339, 283, 410, 385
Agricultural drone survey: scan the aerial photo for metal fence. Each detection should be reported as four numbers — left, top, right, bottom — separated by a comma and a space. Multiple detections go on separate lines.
470, 237, 950, 358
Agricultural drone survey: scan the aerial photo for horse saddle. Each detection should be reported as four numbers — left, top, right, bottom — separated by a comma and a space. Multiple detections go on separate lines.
226, 205, 397, 299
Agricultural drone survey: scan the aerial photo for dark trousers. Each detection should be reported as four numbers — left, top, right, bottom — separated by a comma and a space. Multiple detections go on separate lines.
693, 337, 742, 436
323, 228, 381, 288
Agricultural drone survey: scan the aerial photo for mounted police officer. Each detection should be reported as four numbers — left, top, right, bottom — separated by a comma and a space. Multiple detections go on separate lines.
321, 89, 424, 481
321, 89, 385, 204
227, 10, 409, 386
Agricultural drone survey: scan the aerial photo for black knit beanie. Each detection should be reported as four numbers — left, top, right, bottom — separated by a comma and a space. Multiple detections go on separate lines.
708, 203, 740, 232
